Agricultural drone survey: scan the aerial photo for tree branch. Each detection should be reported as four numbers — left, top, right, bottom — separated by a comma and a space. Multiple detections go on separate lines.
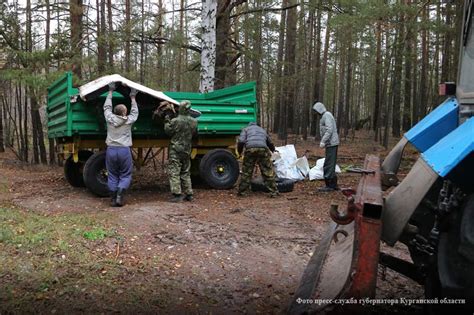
230, 3, 301, 19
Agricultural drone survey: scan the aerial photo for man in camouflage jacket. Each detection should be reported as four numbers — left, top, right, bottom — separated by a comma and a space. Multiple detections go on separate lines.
237, 122, 278, 197
165, 101, 198, 202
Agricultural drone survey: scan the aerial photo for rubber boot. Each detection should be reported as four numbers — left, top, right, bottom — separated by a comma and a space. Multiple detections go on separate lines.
170, 194, 184, 202
110, 191, 118, 207
269, 191, 280, 198
318, 179, 335, 192
237, 190, 248, 197
331, 177, 340, 190
116, 188, 125, 207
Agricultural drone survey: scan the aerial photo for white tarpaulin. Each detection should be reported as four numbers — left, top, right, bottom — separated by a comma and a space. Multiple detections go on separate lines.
309, 158, 342, 181
272, 145, 310, 181
78, 74, 180, 105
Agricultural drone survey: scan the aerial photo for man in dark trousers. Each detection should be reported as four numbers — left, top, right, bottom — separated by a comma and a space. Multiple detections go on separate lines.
104, 83, 139, 206
165, 101, 198, 202
237, 122, 279, 197
313, 102, 339, 192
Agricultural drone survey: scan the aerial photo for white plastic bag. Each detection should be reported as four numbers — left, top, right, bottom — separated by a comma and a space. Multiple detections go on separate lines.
309, 158, 341, 181
272, 145, 308, 181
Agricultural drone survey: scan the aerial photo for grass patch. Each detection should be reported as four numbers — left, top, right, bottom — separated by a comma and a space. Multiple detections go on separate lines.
83, 228, 108, 240
0, 206, 126, 311
0, 206, 170, 313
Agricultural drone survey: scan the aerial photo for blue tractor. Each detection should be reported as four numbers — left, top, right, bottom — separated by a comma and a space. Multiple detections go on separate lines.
290, 1, 474, 313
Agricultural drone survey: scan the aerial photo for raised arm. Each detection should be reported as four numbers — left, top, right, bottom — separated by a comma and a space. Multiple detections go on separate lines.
104, 84, 119, 126
126, 89, 139, 124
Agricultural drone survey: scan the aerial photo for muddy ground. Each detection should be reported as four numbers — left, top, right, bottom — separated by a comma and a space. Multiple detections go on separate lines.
0, 132, 424, 314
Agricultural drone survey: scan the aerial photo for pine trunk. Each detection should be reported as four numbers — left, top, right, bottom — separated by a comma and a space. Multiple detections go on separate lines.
107, 0, 114, 67
373, 18, 382, 138
391, 6, 403, 137
402, 0, 413, 131
125, 0, 131, 74
0, 97, 4, 152
282, 0, 297, 137
69, 0, 83, 78
97, 0, 107, 73
273, 0, 287, 134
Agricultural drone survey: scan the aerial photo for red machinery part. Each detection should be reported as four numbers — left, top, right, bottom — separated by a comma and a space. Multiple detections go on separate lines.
289, 154, 383, 314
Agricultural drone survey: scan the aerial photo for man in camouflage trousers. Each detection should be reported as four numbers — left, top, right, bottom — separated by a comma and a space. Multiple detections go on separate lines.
165, 101, 198, 202
237, 122, 279, 197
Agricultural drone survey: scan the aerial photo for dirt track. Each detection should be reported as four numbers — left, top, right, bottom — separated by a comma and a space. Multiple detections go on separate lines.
0, 134, 424, 314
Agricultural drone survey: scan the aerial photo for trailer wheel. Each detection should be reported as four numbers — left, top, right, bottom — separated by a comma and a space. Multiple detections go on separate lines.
83, 151, 109, 197
251, 177, 295, 193
64, 150, 93, 187
190, 156, 204, 186
199, 149, 239, 189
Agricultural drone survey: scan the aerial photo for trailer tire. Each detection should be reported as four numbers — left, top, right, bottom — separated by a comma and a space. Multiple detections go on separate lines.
64, 150, 93, 187
250, 177, 295, 193
83, 151, 109, 197
199, 149, 239, 189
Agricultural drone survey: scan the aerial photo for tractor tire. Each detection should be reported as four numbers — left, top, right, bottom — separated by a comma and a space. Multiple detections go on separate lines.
199, 149, 239, 189
83, 151, 109, 197
425, 193, 474, 314
251, 177, 295, 193
64, 150, 93, 187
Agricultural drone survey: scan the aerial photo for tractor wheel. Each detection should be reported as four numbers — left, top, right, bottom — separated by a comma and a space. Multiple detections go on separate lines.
64, 150, 93, 187
199, 149, 239, 189
251, 177, 295, 193
83, 151, 109, 197
425, 193, 474, 314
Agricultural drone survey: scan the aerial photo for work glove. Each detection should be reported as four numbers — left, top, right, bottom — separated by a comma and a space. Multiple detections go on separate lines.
130, 88, 138, 97
108, 82, 116, 91
320, 142, 325, 148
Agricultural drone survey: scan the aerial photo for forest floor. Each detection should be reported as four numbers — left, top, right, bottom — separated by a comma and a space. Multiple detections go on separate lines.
0, 131, 425, 314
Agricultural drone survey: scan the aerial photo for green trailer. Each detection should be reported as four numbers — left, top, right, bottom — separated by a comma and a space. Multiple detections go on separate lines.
47, 72, 258, 196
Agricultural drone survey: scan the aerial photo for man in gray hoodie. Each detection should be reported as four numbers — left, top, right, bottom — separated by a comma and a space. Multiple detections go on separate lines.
104, 83, 139, 206
313, 102, 339, 192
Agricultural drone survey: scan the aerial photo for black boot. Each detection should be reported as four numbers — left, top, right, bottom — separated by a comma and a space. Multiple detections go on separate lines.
318, 178, 335, 192
110, 191, 118, 207
116, 188, 125, 207
184, 194, 193, 202
170, 194, 184, 203
331, 177, 340, 190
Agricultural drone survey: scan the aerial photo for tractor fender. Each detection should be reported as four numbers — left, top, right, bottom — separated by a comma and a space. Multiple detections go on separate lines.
382, 118, 474, 246
382, 158, 439, 246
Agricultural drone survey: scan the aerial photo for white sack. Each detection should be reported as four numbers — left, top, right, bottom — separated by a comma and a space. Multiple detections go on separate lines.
272, 145, 308, 181
309, 158, 342, 181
